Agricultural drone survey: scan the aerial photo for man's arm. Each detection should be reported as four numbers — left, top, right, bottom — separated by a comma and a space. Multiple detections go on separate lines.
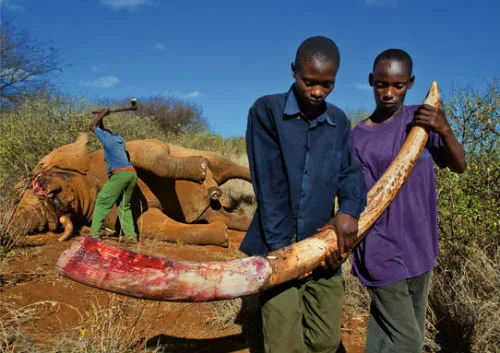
246, 105, 295, 252
318, 122, 367, 268
414, 104, 466, 173
89, 108, 110, 133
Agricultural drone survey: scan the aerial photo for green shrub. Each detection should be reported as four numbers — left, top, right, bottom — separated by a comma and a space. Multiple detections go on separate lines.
427, 79, 500, 353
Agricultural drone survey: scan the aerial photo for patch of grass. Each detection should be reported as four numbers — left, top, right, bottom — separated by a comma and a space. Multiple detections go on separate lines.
0, 296, 164, 353
203, 298, 243, 330
428, 244, 500, 353
342, 259, 370, 319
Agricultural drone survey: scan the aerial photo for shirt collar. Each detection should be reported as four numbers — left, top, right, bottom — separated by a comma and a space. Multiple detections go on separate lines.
284, 85, 336, 126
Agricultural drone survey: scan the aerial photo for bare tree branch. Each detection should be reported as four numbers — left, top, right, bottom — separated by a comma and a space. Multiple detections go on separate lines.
1, 21, 61, 109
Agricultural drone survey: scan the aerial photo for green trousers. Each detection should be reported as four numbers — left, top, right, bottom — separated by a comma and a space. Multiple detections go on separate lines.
90, 170, 138, 237
365, 271, 432, 353
260, 271, 344, 353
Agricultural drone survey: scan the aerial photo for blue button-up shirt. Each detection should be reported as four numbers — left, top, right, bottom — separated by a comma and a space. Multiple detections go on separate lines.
240, 87, 367, 257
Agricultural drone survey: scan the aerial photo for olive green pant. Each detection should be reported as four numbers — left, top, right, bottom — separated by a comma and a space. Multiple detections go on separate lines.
260, 271, 344, 353
90, 170, 138, 237
365, 271, 432, 353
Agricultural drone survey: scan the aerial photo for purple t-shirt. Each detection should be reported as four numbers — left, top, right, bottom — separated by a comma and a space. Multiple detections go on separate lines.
350, 105, 446, 287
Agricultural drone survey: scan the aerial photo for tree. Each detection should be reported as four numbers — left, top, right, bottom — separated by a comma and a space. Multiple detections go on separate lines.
134, 95, 207, 134
437, 79, 499, 246
1, 21, 61, 109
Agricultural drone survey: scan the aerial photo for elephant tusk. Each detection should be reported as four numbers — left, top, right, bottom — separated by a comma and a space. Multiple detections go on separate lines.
56, 82, 441, 302
58, 215, 74, 241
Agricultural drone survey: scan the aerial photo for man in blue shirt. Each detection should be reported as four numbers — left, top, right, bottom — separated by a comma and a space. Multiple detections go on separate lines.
89, 108, 138, 243
240, 36, 367, 353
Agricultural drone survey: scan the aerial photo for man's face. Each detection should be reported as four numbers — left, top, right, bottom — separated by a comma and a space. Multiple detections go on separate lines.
370, 59, 414, 114
292, 57, 338, 109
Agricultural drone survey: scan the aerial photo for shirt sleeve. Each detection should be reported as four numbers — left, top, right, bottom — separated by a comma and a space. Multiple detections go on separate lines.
246, 105, 295, 251
336, 122, 368, 219
427, 130, 447, 168
94, 127, 109, 146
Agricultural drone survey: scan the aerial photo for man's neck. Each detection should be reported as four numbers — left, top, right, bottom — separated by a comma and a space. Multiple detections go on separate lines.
298, 100, 326, 122
366, 105, 404, 126
292, 86, 326, 121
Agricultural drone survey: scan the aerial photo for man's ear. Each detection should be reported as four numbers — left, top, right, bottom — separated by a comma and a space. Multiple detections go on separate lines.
408, 75, 415, 89
368, 73, 374, 87
291, 62, 297, 78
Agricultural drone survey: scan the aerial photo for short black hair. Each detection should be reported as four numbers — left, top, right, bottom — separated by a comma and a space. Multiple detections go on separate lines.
373, 48, 413, 75
295, 36, 340, 71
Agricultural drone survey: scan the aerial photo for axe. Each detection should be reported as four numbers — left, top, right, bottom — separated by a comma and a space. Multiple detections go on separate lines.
91, 98, 137, 114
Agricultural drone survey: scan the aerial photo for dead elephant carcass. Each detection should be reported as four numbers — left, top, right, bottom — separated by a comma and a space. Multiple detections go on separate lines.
3, 136, 252, 246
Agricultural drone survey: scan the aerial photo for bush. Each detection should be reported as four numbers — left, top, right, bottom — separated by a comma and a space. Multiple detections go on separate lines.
427, 79, 500, 353
134, 95, 207, 135
0, 93, 90, 201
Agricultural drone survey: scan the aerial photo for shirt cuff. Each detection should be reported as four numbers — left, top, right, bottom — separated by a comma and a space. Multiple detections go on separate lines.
337, 199, 364, 219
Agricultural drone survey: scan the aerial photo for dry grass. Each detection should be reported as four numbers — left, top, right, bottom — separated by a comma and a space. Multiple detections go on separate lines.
428, 244, 500, 353
203, 298, 244, 329
0, 295, 164, 353
342, 259, 370, 319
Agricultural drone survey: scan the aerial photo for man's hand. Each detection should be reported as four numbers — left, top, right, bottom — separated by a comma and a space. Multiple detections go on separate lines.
414, 104, 467, 173
414, 104, 452, 137
317, 213, 359, 270
90, 108, 111, 132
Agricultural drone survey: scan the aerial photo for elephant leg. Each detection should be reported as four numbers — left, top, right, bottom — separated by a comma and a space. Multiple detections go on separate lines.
137, 208, 228, 247
198, 207, 251, 231
209, 162, 251, 185
161, 156, 208, 183
168, 145, 251, 184
127, 140, 208, 183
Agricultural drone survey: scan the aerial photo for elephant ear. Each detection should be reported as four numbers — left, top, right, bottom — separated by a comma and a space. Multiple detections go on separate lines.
34, 134, 91, 175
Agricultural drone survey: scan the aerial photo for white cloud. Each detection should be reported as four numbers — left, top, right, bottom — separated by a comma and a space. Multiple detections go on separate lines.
350, 83, 372, 91
90, 63, 106, 72
181, 91, 201, 99
166, 90, 202, 99
101, 0, 154, 11
149, 43, 167, 51
79, 76, 120, 88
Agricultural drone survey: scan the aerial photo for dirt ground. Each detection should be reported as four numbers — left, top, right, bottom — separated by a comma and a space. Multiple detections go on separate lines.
1, 231, 367, 352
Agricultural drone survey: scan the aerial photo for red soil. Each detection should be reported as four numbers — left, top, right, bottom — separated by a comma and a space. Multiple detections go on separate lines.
1, 231, 366, 352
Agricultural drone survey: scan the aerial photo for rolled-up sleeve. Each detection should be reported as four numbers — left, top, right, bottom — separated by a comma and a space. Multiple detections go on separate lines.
336, 122, 368, 219
94, 127, 109, 147
246, 105, 295, 251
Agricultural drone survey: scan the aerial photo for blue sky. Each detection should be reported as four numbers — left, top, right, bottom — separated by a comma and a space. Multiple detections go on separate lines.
2, 0, 499, 137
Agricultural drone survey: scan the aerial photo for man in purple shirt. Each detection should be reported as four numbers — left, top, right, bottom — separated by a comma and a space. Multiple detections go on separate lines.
350, 49, 466, 353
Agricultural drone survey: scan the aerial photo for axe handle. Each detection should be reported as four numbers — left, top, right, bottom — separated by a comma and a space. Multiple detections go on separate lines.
91, 106, 137, 114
